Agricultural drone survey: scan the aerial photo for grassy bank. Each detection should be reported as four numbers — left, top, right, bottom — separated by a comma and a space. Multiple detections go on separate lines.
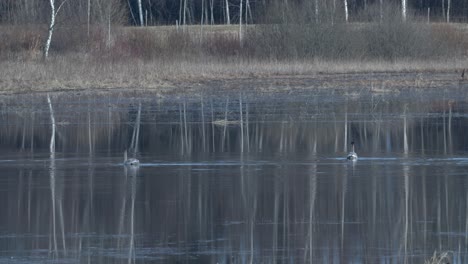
1, 21, 468, 94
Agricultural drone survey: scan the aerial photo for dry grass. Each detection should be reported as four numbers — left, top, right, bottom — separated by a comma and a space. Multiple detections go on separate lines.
1, 55, 467, 94
1, 22, 468, 94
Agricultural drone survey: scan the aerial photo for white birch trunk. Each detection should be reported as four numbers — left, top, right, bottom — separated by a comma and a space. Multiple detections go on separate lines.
225, 0, 230, 25
239, 0, 243, 43
107, 11, 111, 47
246, 0, 252, 24
137, 0, 144, 26
44, 0, 56, 59
87, 0, 90, 37
44, 0, 69, 59
183, 0, 187, 25
344, 0, 349, 23
402, 0, 407, 22
447, 0, 450, 22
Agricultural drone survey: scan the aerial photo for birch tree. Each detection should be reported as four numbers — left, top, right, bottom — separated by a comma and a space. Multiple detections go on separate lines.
44, 0, 69, 59
344, 0, 348, 22
225, 0, 230, 25
402, 0, 407, 21
447, 0, 451, 22
239, 0, 243, 43
137, 0, 144, 26
210, 0, 214, 25
87, 0, 90, 36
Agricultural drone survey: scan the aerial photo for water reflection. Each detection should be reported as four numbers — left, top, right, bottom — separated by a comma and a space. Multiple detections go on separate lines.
0, 89, 468, 263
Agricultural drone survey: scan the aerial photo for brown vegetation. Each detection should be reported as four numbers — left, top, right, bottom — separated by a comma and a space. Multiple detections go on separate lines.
1, 7, 468, 94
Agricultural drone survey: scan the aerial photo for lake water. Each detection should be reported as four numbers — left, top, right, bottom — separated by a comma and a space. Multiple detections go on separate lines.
1, 86, 468, 263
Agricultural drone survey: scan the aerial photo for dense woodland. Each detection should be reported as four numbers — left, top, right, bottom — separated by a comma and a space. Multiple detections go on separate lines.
1, 0, 468, 26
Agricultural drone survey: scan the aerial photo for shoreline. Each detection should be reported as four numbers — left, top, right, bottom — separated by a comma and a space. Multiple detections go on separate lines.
0, 59, 466, 95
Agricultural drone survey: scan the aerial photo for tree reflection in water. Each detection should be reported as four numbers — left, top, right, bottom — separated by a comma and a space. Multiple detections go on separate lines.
0, 89, 467, 263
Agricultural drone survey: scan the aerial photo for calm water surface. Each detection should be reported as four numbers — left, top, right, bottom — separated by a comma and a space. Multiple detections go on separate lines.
1, 87, 468, 263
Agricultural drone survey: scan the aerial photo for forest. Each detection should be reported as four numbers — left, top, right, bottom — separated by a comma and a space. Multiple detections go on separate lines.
1, 0, 468, 25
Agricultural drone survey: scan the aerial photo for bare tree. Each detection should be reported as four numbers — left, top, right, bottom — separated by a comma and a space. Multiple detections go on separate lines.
44, 0, 69, 59
239, 0, 243, 42
344, 0, 348, 22
137, 0, 144, 26
87, 0, 91, 37
402, 0, 407, 21
209, 0, 214, 25
447, 0, 451, 22
225, 0, 230, 25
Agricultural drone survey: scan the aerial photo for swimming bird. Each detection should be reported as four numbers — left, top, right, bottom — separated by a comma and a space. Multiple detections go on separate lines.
124, 150, 140, 166
347, 141, 358, 161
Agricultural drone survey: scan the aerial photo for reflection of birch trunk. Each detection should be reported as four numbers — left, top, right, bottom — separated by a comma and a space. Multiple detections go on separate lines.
280, 122, 284, 152
374, 118, 381, 152
201, 96, 206, 152
304, 164, 317, 263
27, 171, 32, 231
448, 101, 453, 153
179, 104, 184, 154
134, 103, 141, 155
465, 191, 468, 247
130, 102, 142, 155
420, 117, 425, 155
422, 170, 427, 247
47, 94, 58, 255
21, 117, 26, 150
30, 112, 35, 153
117, 177, 127, 249
437, 179, 441, 251
403, 164, 409, 263
246, 102, 250, 152
328, 112, 336, 152
249, 194, 257, 264
372, 171, 377, 231
128, 169, 137, 264
88, 107, 93, 154
343, 104, 348, 152
403, 105, 408, 154
50, 153, 58, 256
282, 174, 290, 259
221, 97, 229, 152
272, 175, 280, 263
239, 94, 244, 153
107, 102, 112, 152
48, 95, 56, 153
210, 100, 215, 152
443, 106, 447, 154
183, 101, 189, 153
444, 174, 450, 245
341, 171, 348, 251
